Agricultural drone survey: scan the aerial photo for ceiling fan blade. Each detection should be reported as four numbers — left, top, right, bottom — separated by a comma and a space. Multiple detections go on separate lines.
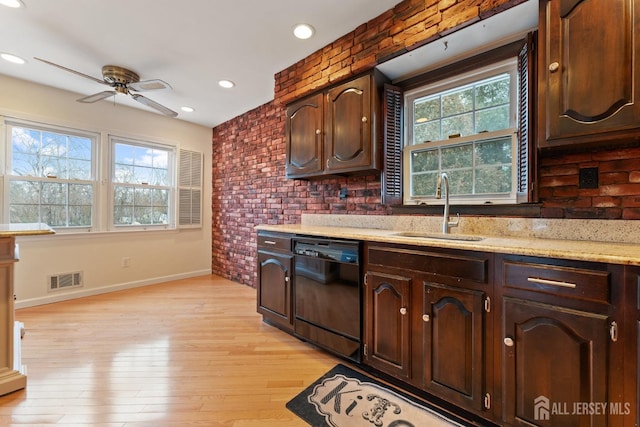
77, 90, 118, 103
128, 79, 172, 92
131, 94, 178, 117
34, 57, 107, 85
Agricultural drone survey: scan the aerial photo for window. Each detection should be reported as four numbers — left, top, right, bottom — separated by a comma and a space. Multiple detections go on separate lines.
381, 38, 534, 207
110, 137, 175, 229
404, 59, 517, 204
5, 120, 97, 229
2, 117, 201, 233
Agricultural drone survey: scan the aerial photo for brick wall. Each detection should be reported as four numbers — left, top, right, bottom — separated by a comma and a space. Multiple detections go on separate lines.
539, 147, 640, 220
211, 0, 640, 287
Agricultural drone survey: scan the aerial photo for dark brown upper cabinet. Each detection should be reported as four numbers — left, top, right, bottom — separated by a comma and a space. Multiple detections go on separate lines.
285, 71, 387, 179
538, 0, 640, 148
285, 93, 324, 178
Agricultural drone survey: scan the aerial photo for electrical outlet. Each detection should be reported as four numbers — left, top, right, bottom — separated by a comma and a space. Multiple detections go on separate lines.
579, 167, 599, 189
121, 257, 131, 268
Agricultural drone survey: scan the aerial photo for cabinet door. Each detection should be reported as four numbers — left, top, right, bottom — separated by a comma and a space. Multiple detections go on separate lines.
502, 297, 610, 426
628, 268, 640, 427
325, 74, 375, 173
420, 282, 486, 413
540, 0, 640, 145
285, 93, 323, 178
257, 251, 293, 331
364, 271, 411, 380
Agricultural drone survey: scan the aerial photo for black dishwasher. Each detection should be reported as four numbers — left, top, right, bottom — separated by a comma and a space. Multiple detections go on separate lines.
293, 237, 361, 362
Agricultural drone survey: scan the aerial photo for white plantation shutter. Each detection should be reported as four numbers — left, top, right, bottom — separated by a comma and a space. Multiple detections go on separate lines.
178, 149, 203, 227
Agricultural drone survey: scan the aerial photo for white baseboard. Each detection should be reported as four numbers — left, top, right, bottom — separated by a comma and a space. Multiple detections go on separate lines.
15, 269, 213, 309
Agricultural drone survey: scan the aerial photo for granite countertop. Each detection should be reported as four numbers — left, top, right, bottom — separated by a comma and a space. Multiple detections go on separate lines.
257, 217, 640, 266
0, 223, 55, 237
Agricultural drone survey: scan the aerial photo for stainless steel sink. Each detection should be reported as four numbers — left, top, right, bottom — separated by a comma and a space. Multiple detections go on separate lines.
392, 231, 484, 241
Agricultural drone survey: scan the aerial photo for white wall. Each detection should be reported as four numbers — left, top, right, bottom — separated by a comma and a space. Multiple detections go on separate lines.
0, 74, 213, 308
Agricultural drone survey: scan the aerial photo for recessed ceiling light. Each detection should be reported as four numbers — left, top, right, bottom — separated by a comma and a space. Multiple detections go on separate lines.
0, 0, 25, 8
218, 80, 235, 89
181, 106, 195, 113
293, 23, 315, 40
1, 53, 26, 64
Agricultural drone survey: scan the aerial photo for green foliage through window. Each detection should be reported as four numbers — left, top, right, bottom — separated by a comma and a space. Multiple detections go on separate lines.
111, 140, 173, 226
404, 59, 517, 204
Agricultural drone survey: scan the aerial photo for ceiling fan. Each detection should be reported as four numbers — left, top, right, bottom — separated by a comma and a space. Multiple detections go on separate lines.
34, 57, 178, 117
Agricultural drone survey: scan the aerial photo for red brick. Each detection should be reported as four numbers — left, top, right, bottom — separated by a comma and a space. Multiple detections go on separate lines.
600, 172, 629, 185
601, 183, 640, 196
623, 208, 640, 220
592, 196, 621, 208
539, 164, 580, 177
539, 175, 579, 188
630, 171, 640, 183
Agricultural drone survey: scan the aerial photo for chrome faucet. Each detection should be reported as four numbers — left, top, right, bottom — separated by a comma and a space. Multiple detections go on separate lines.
435, 172, 459, 234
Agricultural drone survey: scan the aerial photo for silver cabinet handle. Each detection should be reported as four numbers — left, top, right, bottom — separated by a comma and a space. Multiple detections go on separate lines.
263, 240, 277, 245
549, 62, 560, 72
422, 314, 430, 322
527, 277, 577, 289
315, 129, 321, 135
504, 337, 514, 347
361, 116, 368, 123
284, 276, 289, 283
400, 307, 407, 315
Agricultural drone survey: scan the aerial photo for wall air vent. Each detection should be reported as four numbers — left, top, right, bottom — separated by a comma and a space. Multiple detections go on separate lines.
48, 271, 83, 291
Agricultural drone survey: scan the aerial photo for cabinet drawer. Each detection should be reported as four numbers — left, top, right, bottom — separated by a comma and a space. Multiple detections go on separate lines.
501, 259, 610, 305
257, 233, 291, 251
367, 245, 488, 284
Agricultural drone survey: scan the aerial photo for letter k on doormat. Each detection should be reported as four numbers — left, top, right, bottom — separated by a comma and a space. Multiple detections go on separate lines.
287, 364, 470, 426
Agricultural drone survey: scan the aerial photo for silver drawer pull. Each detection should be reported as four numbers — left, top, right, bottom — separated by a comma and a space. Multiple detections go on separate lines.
263, 240, 277, 245
527, 277, 577, 289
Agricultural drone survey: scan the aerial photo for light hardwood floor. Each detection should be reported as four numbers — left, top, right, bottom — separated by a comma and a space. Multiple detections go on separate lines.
0, 275, 340, 426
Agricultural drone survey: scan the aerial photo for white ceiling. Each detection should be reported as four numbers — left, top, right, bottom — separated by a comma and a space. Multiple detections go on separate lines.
0, 0, 401, 129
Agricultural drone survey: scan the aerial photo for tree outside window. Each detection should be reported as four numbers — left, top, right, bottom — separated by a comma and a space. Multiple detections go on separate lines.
7, 124, 95, 228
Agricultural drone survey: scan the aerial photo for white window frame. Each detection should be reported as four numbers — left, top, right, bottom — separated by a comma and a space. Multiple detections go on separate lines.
2, 117, 99, 232
108, 135, 176, 231
1, 116, 203, 234
403, 58, 519, 205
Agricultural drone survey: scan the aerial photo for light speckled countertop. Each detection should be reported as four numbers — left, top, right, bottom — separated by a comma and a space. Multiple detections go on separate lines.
256, 215, 640, 266
0, 223, 55, 237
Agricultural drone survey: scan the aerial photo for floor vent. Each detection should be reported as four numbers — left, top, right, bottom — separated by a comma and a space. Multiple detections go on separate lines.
48, 271, 83, 291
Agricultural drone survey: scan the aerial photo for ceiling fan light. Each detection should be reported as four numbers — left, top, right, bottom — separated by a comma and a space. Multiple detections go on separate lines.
0, 0, 25, 8
293, 23, 315, 40
1, 53, 25, 64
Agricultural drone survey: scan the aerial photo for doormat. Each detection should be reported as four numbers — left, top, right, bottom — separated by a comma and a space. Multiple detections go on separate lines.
286, 364, 469, 427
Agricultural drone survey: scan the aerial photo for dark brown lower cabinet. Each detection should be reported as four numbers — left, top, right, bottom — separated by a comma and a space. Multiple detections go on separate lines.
363, 242, 493, 421
502, 297, 610, 426
419, 282, 487, 412
497, 255, 628, 427
256, 234, 637, 427
363, 271, 411, 380
626, 266, 640, 427
257, 232, 293, 331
